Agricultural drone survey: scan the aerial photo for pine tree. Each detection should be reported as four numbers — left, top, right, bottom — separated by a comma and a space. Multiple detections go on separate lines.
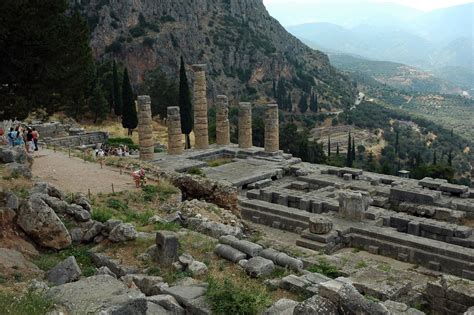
346, 132, 352, 167
179, 56, 193, 149
112, 60, 122, 116
90, 81, 108, 124
298, 94, 308, 113
327, 135, 331, 157
121, 68, 138, 135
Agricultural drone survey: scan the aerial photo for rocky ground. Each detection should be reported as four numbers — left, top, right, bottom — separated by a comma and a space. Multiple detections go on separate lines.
1, 145, 473, 315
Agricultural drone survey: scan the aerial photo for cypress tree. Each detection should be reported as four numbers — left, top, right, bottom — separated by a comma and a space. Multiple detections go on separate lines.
346, 132, 352, 167
433, 151, 437, 165
448, 149, 452, 166
286, 93, 292, 111
309, 92, 318, 112
336, 143, 340, 155
121, 68, 138, 135
276, 78, 286, 110
395, 130, 399, 154
298, 94, 308, 113
352, 138, 356, 162
112, 60, 122, 116
327, 135, 331, 157
179, 56, 193, 149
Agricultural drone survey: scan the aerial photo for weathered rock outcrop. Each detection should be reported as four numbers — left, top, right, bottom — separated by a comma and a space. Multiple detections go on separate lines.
16, 194, 72, 250
72, 0, 355, 109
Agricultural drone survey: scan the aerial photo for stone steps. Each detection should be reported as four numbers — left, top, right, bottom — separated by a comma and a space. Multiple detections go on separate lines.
240, 207, 308, 232
239, 198, 312, 223
295, 239, 329, 252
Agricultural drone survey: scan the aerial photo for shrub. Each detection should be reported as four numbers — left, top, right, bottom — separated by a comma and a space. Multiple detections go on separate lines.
207, 158, 232, 167
307, 258, 342, 278
107, 137, 139, 150
91, 207, 114, 223
105, 40, 123, 54
187, 167, 205, 177
130, 25, 146, 37
106, 198, 128, 211
33, 245, 97, 277
206, 277, 271, 314
0, 289, 54, 315
155, 221, 181, 231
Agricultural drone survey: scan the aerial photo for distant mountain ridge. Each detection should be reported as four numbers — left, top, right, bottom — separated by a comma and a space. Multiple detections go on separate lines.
286, 3, 474, 90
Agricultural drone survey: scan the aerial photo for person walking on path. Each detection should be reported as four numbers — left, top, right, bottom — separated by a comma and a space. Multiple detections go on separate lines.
32, 128, 39, 151
7, 128, 14, 147
26, 128, 34, 153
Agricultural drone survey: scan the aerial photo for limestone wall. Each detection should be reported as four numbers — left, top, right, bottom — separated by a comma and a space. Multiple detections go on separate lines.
41, 132, 108, 147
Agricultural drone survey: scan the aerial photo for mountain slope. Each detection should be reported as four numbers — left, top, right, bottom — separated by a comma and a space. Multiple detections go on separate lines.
72, 0, 356, 109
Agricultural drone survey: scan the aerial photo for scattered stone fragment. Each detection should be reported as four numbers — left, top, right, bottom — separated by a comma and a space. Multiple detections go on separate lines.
146, 295, 185, 315
95, 266, 117, 278
293, 295, 338, 315
155, 231, 179, 266
109, 223, 138, 242
82, 221, 104, 242
259, 248, 303, 271
244, 256, 275, 278
219, 235, 263, 257
309, 216, 333, 234
187, 217, 243, 238
264, 298, 299, 315
46, 256, 82, 285
188, 261, 208, 276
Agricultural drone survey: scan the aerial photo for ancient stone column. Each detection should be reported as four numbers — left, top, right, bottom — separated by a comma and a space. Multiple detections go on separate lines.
216, 95, 230, 146
238, 102, 252, 149
192, 64, 209, 150
167, 106, 183, 155
137, 95, 154, 161
264, 104, 279, 153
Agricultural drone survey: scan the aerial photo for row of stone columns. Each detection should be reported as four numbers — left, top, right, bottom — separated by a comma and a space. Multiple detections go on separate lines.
137, 64, 280, 160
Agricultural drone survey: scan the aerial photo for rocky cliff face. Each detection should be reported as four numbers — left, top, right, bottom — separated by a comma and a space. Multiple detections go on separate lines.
72, 0, 356, 108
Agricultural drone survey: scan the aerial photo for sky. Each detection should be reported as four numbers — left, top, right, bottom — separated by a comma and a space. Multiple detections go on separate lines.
263, 0, 474, 12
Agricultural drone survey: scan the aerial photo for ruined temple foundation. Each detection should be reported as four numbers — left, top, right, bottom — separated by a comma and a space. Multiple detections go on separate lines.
238, 102, 252, 149
167, 106, 183, 155
264, 104, 279, 153
192, 64, 209, 150
137, 95, 154, 161
216, 95, 230, 146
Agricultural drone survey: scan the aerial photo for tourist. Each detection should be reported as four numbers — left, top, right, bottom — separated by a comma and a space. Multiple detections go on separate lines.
14, 126, 23, 147
131, 168, 146, 188
7, 128, 15, 147
26, 128, 34, 153
32, 128, 39, 151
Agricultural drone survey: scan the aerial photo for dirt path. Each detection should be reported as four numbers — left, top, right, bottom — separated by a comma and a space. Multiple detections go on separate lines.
31, 149, 136, 194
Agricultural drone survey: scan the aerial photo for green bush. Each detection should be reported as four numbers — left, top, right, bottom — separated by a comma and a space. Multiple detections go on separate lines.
130, 25, 146, 37
206, 277, 271, 314
307, 258, 342, 278
107, 137, 139, 150
91, 207, 114, 223
187, 167, 205, 177
34, 245, 97, 277
106, 198, 128, 211
0, 289, 54, 315
155, 221, 181, 231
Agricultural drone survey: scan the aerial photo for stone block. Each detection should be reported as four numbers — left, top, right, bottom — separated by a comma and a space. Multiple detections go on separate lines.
408, 221, 420, 236
155, 231, 179, 266
308, 216, 333, 234
219, 235, 263, 257
244, 256, 274, 278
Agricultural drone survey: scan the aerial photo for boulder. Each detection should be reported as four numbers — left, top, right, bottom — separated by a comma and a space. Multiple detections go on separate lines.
41, 195, 68, 214
66, 204, 91, 222
30, 182, 64, 200
16, 195, 71, 250
82, 221, 104, 242
72, 193, 92, 212
214, 244, 246, 262
0, 248, 42, 277
5, 162, 32, 178
103, 298, 171, 314
244, 256, 275, 278
5, 192, 19, 210
121, 274, 167, 296
95, 266, 117, 278
146, 295, 185, 315
46, 256, 82, 285
293, 295, 338, 314
91, 252, 140, 277
186, 217, 243, 238
46, 275, 144, 314
161, 284, 207, 308
178, 253, 194, 267
103, 219, 123, 235
309, 216, 333, 234
69, 227, 84, 243
188, 261, 208, 276
109, 223, 138, 242
264, 298, 299, 315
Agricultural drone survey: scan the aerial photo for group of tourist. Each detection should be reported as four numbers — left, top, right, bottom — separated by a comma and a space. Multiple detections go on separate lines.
1, 125, 39, 153
94, 144, 135, 158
